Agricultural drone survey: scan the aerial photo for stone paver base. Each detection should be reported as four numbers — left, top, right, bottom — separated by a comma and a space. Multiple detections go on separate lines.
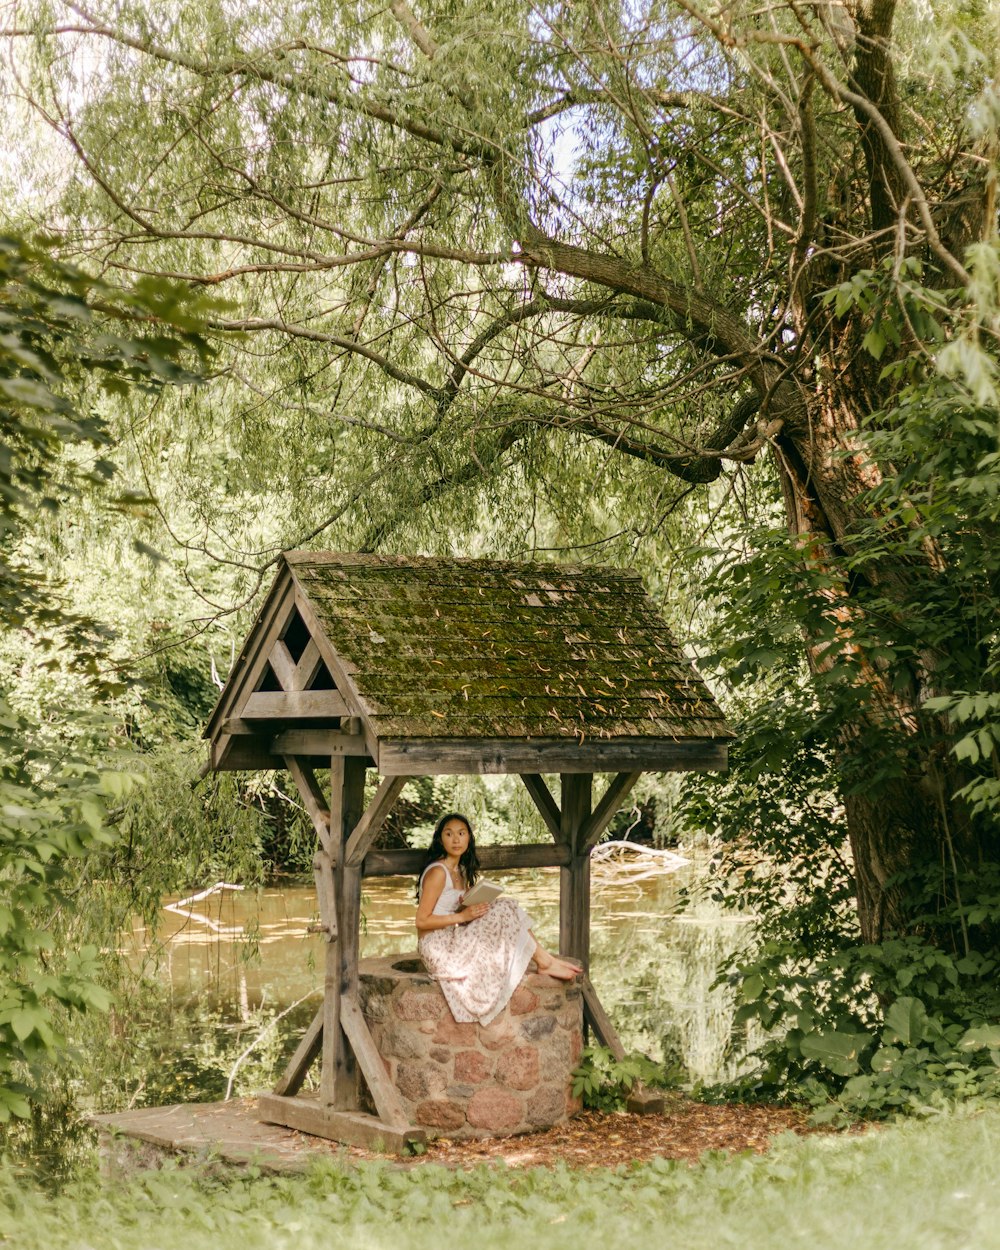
359, 953, 583, 1139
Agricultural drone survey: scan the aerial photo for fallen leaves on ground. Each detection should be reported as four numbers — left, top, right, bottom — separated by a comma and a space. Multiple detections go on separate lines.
343, 1095, 860, 1170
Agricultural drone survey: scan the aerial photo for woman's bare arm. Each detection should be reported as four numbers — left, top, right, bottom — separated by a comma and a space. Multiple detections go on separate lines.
416, 864, 488, 932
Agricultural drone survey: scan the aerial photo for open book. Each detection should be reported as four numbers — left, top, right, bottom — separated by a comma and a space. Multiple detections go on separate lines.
461, 878, 504, 907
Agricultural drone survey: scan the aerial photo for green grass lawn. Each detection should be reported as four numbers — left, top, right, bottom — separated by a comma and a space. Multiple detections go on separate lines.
3, 1106, 1000, 1250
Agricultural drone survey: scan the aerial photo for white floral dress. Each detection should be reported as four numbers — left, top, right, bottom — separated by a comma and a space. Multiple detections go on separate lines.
417, 862, 537, 1026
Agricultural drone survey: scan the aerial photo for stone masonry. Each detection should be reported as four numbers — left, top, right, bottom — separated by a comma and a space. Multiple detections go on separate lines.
358, 954, 583, 1139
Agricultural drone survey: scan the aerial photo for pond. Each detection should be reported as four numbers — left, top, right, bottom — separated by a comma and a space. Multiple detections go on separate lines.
126, 849, 760, 1085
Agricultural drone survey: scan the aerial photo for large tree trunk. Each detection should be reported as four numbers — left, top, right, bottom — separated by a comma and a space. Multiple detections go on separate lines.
774, 352, 974, 943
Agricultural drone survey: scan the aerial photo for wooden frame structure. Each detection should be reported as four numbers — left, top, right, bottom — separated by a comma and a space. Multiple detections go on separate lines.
205, 552, 733, 1151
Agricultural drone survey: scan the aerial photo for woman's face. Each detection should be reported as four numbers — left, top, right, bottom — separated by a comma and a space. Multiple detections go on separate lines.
440, 818, 471, 858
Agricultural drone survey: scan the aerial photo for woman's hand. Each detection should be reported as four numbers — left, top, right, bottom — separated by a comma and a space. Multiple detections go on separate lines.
458, 902, 490, 923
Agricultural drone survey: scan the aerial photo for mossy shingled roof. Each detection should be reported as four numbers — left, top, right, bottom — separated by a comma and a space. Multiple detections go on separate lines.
286, 552, 732, 743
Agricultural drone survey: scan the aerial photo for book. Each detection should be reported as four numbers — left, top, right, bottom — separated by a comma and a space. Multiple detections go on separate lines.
461, 878, 504, 907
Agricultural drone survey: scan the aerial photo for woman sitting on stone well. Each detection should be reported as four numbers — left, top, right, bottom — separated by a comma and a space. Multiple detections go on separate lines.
415, 812, 581, 1026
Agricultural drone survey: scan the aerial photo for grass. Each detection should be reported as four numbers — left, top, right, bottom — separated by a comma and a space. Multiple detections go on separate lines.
4, 1106, 1000, 1249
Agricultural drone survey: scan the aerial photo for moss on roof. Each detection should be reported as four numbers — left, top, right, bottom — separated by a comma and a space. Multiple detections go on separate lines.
284, 552, 732, 743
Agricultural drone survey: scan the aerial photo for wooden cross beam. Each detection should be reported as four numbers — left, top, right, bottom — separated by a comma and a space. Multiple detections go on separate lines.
268, 636, 323, 692
578, 771, 643, 851
244, 690, 349, 719
284, 757, 332, 854
344, 776, 411, 867
519, 774, 562, 840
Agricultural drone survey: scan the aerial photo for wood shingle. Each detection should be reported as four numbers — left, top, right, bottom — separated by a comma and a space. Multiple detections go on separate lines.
205, 551, 733, 774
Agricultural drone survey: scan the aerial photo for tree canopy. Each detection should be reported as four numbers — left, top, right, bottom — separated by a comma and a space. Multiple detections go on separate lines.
2, 0, 1000, 1118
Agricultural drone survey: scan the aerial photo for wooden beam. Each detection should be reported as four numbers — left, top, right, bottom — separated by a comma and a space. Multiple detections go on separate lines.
580, 976, 626, 1061
268, 639, 298, 691
340, 996, 410, 1130
243, 690, 349, 720
578, 771, 643, 852
285, 756, 332, 853
334, 758, 367, 1110
313, 849, 338, 938
519, 774, 562, 841
363, 842, 573, 877
272, 728, 371, 758
272, 1006, 323, 1097
257, 1093, 425, 1154
210, 737, 278, 771
292, 638, 323, 690
321, 757, 346, 1106
344, 776, 410, 867
268, 637, 326, 694
378, 738, 730, 776
559, 774, 592, 965
205, 578, 294, 742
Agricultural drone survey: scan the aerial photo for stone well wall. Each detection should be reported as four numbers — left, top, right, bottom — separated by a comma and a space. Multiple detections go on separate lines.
358, 954, 583, 1139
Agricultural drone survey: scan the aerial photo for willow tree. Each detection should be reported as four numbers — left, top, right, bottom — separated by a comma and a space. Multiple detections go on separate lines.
9, 0, 999, 942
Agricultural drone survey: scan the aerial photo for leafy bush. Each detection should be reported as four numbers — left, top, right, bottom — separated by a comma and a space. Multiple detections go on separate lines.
0, 234, 209, 1118
0, 702, 132, 1121
571, 1045, 675, 1111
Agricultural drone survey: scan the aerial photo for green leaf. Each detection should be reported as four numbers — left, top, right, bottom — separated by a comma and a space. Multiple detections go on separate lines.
957, 1025, 1000, 1052
10, 1007, 40, 1042
883, 998, 929, 1047
741, 974, 765, 1002
800, 1029, 872, 1077
862, 327, 886, 359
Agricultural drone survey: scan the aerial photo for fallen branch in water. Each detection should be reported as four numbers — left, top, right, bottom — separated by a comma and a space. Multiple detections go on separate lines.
590, 841, 691, 887
163, 881, 245, 935
225, 988, 322, 1101
591, 840, 690, 866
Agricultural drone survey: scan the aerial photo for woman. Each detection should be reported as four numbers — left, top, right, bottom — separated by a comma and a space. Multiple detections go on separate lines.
415, 812, 582, 1026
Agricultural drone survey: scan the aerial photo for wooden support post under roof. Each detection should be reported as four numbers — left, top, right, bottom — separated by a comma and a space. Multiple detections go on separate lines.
559, 774, 592, 967
520, 773, 562, 841
321, 757, 347, 1107
313, 849, 338, 941
333, 757, 367, 1111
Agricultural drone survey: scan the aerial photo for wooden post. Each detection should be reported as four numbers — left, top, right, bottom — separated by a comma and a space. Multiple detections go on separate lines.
320, 756, 346, 1106
334, 756, 367, 1110
559, 774, 592, 966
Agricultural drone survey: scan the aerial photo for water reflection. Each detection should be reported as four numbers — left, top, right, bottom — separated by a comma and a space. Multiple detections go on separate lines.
126, 855, 759, 1084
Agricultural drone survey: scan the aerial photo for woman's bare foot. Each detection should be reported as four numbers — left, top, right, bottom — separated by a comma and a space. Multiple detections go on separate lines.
535, 952, 583, 980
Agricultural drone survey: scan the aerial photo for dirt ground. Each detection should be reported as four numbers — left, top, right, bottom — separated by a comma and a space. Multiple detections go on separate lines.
385, 1095, 835, 1170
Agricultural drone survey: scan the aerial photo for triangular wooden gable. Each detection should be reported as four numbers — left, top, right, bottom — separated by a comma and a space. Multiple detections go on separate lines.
207, 570, 371, 771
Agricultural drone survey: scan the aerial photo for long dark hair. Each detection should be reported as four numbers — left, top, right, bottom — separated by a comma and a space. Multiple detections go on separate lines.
416, 812, 480, 900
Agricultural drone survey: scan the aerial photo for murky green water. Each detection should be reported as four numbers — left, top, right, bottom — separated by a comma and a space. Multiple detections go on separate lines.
127, 852, 760, 1084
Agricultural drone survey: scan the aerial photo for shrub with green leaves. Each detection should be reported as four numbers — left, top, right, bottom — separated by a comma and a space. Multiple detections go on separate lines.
0, 234, 208, 1118
0, 702, 131, 1120
571, 1045, 674, 1111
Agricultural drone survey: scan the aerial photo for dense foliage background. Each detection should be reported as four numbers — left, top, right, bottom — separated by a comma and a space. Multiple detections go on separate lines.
0, 0, 998, 1157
